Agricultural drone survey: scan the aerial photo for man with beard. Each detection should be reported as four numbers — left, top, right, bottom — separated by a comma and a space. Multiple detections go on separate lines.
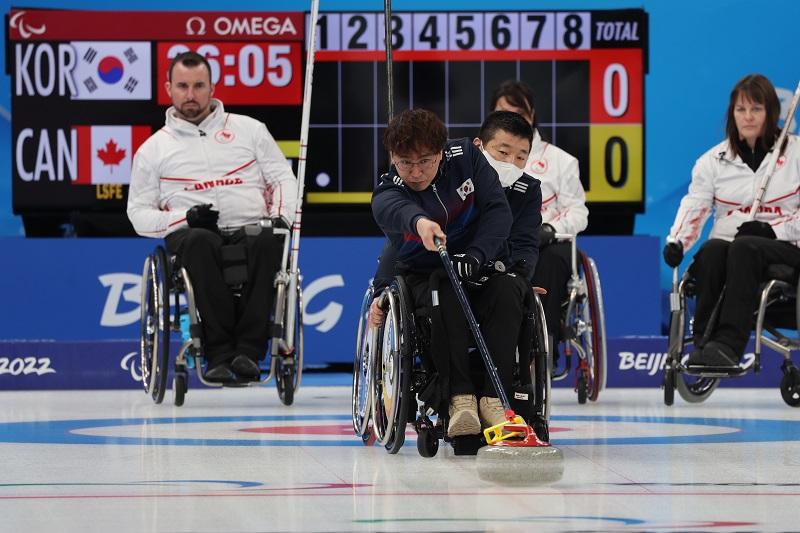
127, 51, 297, 383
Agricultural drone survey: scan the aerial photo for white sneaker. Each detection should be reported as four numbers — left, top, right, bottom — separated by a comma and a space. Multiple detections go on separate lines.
447, 394, 480, 437
479, 396, 507, 428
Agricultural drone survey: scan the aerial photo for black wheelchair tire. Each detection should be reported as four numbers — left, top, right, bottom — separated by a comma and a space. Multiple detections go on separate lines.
172, 372, 187, 407
416, 427, 439, 458
577, 372, 587, 404
352, 286, 374, 437
663, 368, 675, 406
780, 368, 800, 407
276, 280, 304, 406
581, 254, 606, 402
140, 246, 171, 405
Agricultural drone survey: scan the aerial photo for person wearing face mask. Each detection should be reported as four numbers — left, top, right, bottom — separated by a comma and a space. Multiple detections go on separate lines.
663, 74, 800, 366
490, 80, 589, 362
369, 110, 541, 438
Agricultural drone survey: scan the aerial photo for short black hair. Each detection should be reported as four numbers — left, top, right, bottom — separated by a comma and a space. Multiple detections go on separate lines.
478, 110, 533, 148
168, 51, 212, 83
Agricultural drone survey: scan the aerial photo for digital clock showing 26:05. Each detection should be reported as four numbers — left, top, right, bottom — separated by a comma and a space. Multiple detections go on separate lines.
156, 42, 302, 105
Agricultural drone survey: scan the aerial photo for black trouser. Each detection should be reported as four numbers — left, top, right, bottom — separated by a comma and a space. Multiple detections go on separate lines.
407, 271, 529, 398
532, 242, 572, 344
690, 237, 800, 356
165, 227, 282, 367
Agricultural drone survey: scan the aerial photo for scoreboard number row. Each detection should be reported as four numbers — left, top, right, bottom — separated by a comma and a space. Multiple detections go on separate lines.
309, 12, 592, 52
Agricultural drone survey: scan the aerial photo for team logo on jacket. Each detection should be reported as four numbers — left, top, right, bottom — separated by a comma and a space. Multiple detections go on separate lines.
215, 129, 235, 144
456, 178, 474, 200
528, 159, 548, 174
777, 155, 786, 170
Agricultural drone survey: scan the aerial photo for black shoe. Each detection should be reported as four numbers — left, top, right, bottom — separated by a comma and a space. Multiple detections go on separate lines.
205, 363, 236, 382
231, 354, 261, 380
687, 347, 703, 366
701, 341, 740, 367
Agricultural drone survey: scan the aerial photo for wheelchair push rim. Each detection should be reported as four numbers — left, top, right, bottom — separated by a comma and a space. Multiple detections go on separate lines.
139, 246, 171, 404
352, 286, 374, 437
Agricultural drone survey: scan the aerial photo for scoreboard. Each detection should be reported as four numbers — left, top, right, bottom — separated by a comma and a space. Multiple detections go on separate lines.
6, 7, 647, 236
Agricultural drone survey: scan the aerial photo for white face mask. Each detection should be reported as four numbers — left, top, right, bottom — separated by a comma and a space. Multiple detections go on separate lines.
480, 146, 524, 188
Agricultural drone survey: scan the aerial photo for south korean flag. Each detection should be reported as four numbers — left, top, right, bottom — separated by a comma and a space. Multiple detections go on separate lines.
70, 42, 151, 100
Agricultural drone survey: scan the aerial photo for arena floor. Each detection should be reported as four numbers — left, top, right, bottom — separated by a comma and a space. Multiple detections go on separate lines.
1, 380, 799, 532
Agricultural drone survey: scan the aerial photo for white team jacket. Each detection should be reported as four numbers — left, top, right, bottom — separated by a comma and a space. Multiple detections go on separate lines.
667, 135, 800, 252
127, 99, 297, 238
523, 130, 588, 235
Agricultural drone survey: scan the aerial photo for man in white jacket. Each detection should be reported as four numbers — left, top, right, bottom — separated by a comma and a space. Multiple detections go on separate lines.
127, 51, 297, 382
663, 74, 800, 366
491, 80, 589, 354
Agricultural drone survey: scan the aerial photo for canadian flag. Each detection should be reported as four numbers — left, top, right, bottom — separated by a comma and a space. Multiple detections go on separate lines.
73, 125, 150, 185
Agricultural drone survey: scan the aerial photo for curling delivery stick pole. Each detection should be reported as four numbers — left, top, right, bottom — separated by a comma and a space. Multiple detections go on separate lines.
283, 0, 320, 379
384, 0, 394, 122
749, 80, 800, 220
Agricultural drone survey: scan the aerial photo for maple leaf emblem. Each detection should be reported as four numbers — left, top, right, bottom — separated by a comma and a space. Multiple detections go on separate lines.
97, 139, 126, 169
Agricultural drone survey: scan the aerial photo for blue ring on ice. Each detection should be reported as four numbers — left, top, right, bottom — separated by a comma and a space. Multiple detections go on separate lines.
0, 414, 797, 446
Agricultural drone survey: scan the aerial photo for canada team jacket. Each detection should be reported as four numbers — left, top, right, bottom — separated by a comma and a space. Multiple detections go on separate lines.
127, 99, 297, 238
371, 138, 513, 273
524, 130, 588, 236
668, 135, 800, 251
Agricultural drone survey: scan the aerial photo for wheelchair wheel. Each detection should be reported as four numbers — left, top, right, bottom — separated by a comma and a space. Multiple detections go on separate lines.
352, 286, 374, 437
576, 372, 587, 404
276, 279, 304, 406
663, 367, 675, 406
580, 253, 607, 402
140, 246, 171, 404
676, 373, 719, 403
172, 371, 187, 407
371, 278, 413, 454
780, 364, 800, 407
417, 427, 439, 458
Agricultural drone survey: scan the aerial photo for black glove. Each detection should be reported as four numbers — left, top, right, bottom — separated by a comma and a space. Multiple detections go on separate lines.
451, 253, 480, 281
538, 223, 556, 248
736, 220, 776, 240
662, 241, 684, 268
186, 204, 219, 230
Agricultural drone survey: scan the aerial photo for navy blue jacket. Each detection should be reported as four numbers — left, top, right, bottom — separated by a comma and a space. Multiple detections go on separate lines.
373, 171, 542, 289
371, 138, 512, 274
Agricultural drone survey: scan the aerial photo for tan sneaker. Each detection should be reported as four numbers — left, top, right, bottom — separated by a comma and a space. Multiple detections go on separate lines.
479, 396, 507, 428
447, 394, 480, 437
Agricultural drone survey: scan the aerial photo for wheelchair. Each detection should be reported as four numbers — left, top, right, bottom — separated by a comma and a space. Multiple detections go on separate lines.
139, 220, 304, 406
352, 271, 553, 457
549, 233, 608, 404
663, 264, 800, 407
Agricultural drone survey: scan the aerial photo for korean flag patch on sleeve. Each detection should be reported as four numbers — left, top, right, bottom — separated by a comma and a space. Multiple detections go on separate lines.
456, 178, 474, 200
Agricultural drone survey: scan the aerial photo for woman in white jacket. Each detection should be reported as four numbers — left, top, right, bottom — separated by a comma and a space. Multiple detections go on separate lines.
490, 80, 589, 355
663, 74, 800, 366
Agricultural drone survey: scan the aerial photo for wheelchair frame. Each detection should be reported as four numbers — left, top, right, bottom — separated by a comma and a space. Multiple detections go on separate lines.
550, 233, 607, 403
352, 274, 553, 456
139, 222, 304, 406
663, 266, 800, 407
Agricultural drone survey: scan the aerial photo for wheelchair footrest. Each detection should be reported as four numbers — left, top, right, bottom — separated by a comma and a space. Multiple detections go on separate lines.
451, 434, 485, 455
684, 364, 748, 378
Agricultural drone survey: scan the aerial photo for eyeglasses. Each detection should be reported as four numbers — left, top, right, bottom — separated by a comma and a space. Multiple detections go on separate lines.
393, 155, 438, 172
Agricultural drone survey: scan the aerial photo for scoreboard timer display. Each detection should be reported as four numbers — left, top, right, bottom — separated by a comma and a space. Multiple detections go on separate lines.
6, 7, 647, 236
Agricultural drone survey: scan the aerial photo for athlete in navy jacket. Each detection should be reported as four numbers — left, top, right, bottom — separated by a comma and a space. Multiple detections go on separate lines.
370, 109, 539, 439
